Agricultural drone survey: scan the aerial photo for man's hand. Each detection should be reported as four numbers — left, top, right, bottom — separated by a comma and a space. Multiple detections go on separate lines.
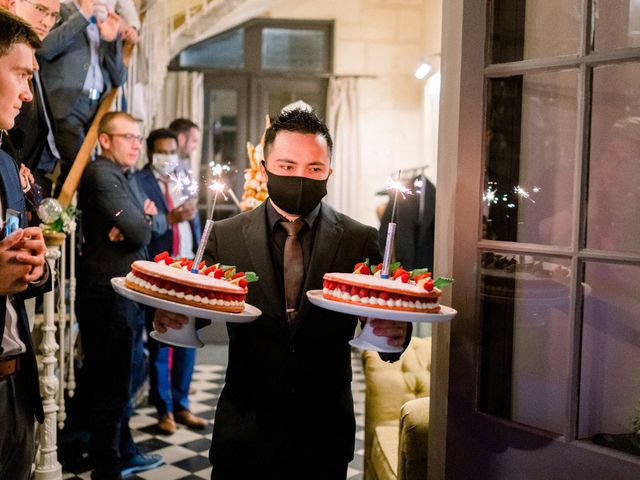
168, 199, 197, 225
370, 318, 409, 347
19, 164, 34, 192
98, 11, 121, 41
0, 230, 35, 295
153, 310, 188, 333
15, 227, 47, 283
108, 226, 125, 242
143, 199, 157, 216
121, 25, 139, 44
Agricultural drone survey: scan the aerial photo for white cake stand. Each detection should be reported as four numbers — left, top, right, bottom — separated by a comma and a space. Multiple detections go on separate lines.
111, 277, 261, 348
306, 290, 457, 353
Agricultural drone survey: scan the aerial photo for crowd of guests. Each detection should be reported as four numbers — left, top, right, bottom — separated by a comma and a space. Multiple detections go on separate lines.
0, 5, 411, 480
0, 3, 208, 478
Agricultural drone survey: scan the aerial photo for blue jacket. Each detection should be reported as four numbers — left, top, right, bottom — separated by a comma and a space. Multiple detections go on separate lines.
0, 150, 51, 423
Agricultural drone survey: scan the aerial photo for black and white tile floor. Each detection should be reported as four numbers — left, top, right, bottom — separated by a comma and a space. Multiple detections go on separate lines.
62, 352, 365, 480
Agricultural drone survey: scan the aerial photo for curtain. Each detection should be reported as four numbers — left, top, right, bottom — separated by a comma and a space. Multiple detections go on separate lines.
325, 77, 360, 219
156, 71, 205, 173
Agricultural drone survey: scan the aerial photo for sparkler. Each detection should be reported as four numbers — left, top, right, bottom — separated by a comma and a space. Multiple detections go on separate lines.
168, 171, 199, 202
190, 179, 228, 273
381, 171, 413, 279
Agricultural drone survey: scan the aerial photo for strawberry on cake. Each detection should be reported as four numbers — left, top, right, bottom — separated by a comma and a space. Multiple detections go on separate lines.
125, 252, 258, 313
322, 260, 453, 313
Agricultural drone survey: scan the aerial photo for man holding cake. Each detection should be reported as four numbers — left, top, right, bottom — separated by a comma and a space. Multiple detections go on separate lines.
154, 108, 409, 479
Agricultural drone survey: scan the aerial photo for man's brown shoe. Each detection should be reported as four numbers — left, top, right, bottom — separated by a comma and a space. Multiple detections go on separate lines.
157, 413, 176, 435
175, 409, 207, 429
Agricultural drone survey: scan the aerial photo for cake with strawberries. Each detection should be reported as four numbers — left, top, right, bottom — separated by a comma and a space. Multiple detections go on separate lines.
125, 252, 258, 313
322, 261, 453, 313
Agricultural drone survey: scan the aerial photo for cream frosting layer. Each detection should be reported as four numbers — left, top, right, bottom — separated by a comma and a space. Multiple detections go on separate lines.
126, 272, 243, 307
322, 287, 439, 310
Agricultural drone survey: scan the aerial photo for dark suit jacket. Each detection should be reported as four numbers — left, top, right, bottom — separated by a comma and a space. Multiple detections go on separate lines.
1, 73, 57, 174
78, 157, 151, 286
136, 165, 201, 257
38, 3, 127, 119
203, 201, 391, 475
379, 176, 436, 271
0, 150, 51, 423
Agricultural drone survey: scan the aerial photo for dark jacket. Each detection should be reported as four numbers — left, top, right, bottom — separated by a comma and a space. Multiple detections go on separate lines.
136, 164, 201, 257
1, 73, 57, 174
203, 201, 397, 476
38, 2, 127, 119
0, 150, 51, 423
78, 157, 151, 286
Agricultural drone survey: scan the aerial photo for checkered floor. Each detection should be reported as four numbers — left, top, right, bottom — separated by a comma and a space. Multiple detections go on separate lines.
62, 351, 365, 479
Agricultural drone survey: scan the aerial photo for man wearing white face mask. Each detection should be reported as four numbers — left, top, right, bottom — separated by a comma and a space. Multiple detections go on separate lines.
136, 128, 206, 434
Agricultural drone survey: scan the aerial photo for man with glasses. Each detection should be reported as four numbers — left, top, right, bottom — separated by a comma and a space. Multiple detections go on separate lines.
77, 111, 163, 479
38, 0, 127, 195
2, 0, 61, 199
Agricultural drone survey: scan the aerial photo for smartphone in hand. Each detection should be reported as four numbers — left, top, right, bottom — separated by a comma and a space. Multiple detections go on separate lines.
4, 209, 21, 237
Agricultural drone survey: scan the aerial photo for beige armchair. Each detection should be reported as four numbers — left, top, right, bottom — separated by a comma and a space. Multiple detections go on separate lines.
362, 336, 431, 480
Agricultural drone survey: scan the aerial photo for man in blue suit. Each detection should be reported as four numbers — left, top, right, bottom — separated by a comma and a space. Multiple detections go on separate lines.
0, 10, 50, 479
137, 128, 206, 434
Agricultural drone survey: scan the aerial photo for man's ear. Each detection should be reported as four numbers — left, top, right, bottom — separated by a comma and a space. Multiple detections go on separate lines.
98, 132, 111, 151
260, 159, 268, 179
177, 132, 187, 146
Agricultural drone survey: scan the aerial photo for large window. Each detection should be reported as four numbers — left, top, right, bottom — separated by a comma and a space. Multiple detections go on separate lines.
479, 0, 640, 455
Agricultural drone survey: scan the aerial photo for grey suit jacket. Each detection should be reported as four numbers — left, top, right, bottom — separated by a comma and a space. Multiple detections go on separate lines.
38, 3, 127, 119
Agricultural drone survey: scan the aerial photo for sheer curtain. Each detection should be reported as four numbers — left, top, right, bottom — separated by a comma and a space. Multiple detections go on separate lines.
325, 77, 360, 219
156, 71, 205, 172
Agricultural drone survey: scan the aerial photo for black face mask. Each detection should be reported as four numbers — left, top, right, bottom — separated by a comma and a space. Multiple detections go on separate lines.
262, 162, 328, 216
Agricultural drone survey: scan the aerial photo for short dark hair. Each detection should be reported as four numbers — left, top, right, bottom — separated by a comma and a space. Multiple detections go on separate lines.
146, 128, 178, 161
263, 108, 333, 161
0, 9, 41, 57
169, 118, 199, 136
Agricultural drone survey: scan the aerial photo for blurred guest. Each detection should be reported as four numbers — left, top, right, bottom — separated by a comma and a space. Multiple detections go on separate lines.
137, 128, 205, 434
38, 0, 127, 194
1, 0, 61, 198
77, 111, 162, 479
0, 10, 50, 479
169, 117, 200, 171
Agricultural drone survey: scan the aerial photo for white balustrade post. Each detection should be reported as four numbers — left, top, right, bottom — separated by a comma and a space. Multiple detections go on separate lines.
66, 225, 77, 398
35, 242, 63, 480
57, 238, 66, 429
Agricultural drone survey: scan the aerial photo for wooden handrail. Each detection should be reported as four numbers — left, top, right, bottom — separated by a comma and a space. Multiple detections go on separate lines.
57, 42, 134, 207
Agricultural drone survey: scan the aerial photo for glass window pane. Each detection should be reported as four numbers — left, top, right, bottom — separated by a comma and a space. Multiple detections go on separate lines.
179, 28, 244, 69
594, 0, 640, 51
479, 252, 572, 433
201, 89, 240, 218
586, 63, 640, 254
262, 28, 328, 72
579, 262, 640, 448
490, 0, 581, 63
484, 70, 578, 245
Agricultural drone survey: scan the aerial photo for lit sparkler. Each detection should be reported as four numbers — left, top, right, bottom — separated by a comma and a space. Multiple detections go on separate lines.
381, 170, 413, 278
168, 171, 199, 202
191, 179, 228, 273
